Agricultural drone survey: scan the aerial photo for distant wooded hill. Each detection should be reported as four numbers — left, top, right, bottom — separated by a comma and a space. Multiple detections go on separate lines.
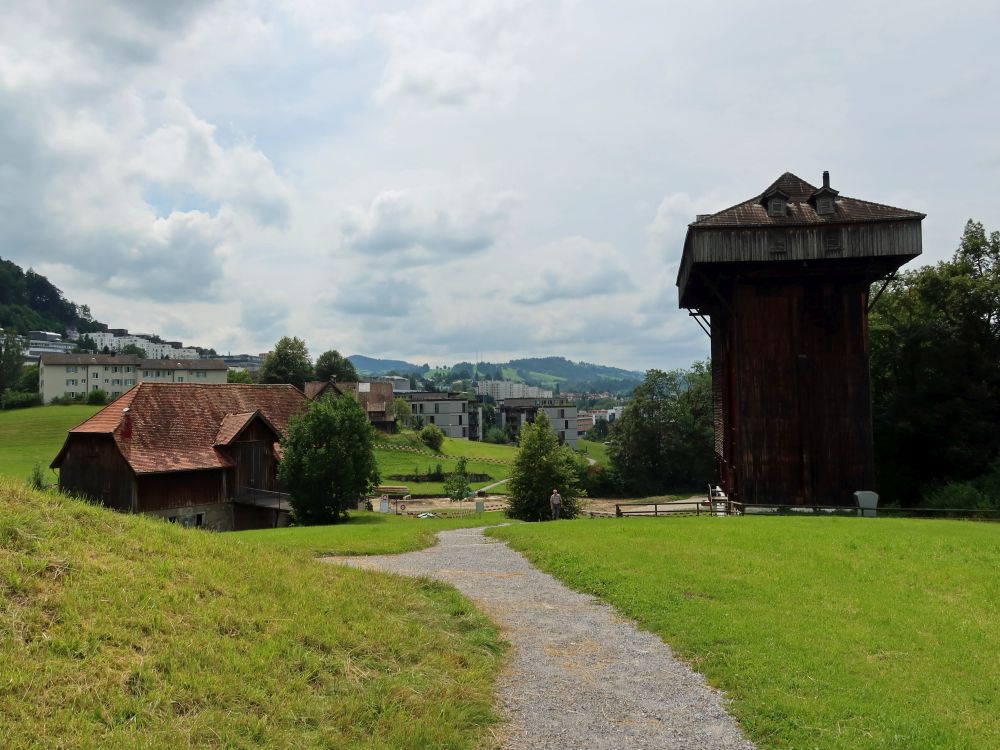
0, 257, 105, 335
349, 354, 644, 394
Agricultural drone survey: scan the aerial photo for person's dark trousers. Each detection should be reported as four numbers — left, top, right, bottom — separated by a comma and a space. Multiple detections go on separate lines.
551, 505, 560, 520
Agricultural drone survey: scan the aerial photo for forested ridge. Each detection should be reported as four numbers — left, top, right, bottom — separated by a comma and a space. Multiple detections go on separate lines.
0, 257, 104, 335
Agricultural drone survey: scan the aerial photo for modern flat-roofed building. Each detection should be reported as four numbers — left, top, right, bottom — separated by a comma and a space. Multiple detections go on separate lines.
475, 380, 553, 400
500, 397, 578, 448
39, 354, 228, 403
404, 392, 478, 439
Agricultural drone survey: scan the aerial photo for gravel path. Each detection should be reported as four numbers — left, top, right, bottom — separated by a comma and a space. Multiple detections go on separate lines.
325, 527, 756, 750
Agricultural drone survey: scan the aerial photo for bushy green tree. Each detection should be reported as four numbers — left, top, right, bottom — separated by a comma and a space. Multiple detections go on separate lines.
227, 369, 254, 384
315, 349, 358, 383
419, 424, 445, 451
484, 426, 508, 444
0, 331, 23, 393
278, 394, 379, 525
87, 388, 107, 405
18, 364, 39, 393
260, 336, 314, 390
870, 219, 1000, 504
394, 396, 413, 428
609, 363, 713, 496
444, 457, 471, 502
119, 344, 147, 357
507, 412, 582, 521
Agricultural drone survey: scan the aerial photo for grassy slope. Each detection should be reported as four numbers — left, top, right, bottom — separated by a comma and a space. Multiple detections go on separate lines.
489, 517, 1000, 750
576, 439, 610, 466
376, 434, 517, 495
0, 404, 101, 479
237, 511, 509, 556
0, 479, 505, 749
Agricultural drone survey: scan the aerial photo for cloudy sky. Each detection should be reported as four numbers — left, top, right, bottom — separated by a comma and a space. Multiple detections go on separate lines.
3, 1, 999, 371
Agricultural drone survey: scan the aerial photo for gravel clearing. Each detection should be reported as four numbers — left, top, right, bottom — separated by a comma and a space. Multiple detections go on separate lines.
325, 526, 756, 750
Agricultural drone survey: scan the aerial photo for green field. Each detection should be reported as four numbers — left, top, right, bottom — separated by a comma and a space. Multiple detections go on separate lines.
237, 510, 509, 556
577, 438, 610, 466
0, 404, 101, 479
489, 517, 1000, 750
375, 432, 517, 495
0, 478, 505, 749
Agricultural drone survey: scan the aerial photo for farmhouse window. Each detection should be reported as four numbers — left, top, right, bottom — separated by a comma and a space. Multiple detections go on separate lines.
768, 199, 786, 217
818, 197, 835, 215
770, 234, 787, 253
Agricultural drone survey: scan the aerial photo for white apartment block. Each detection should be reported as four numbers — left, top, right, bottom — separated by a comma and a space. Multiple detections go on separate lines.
87, 331, 199, 359
39, 354, 228, 403
475, 380, 553, 400
406, 393, 472, 439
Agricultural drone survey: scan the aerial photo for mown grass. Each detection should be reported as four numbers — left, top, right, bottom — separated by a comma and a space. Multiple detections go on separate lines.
237, 511, 509, 556
577, 438, 610, 466
0, 479, 506, 749
0, 404, 101, 479
376, 433, 517, 495
489, 516, 1000, 750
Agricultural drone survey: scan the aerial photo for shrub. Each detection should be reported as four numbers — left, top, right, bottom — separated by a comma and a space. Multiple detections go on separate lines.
27, 461, 46, 490
444, 457, 472, 502
923, 481, 993, 510
2, 390, 41, 409
419, 424, 445, 451
484, 427, 508, 444
507, 412, 582, 521
87, 389, 108, 405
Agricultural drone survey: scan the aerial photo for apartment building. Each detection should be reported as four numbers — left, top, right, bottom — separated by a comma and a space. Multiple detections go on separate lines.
39, 354, 227, 403
475, 379, 553, 400
87, 331, 199, 359
404, 392, 480, 439
499, 397, 579, 448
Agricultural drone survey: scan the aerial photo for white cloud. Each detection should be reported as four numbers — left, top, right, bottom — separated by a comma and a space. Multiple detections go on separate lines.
340, 188, 515, 262
512, 237, 634, 305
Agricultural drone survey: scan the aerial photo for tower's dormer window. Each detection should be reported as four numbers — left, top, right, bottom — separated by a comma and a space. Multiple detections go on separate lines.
768, 198, 786, 217
817, 196, 835, 215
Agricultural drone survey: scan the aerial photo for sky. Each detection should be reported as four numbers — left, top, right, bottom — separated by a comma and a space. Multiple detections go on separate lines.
2, 1, 999, 372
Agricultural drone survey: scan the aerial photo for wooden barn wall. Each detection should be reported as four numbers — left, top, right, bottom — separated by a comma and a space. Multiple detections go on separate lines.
136, 470, 225, 512
729, 276, 873, 505
711, 312, 735, 492
224, 421, 279, 495
58, 436, 134, 511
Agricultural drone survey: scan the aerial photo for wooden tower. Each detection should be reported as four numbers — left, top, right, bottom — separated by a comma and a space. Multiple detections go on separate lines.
677, 172, 924, 506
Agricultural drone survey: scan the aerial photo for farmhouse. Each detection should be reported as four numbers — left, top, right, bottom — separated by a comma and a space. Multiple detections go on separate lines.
50, 383, 308, 530
304, 379, 396, 431
678, 171, 924, 506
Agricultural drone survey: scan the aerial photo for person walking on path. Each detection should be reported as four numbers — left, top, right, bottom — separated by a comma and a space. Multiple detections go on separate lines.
549, 488, 563, 520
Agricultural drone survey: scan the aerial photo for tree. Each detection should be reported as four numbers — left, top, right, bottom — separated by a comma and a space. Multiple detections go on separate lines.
444, 457, 472, 502
0, 332, 23, 393
507, 411, 582, 521
420, 424, 445, 451
589, 418, 610, 442
227, 369, 254, 384
17, 364, 38, 393
87, 388, 107, 405
393, 396, 412, 428
259, 336, 314, 390
315, 349, 358, 383
609, 364, 713, 496
278, 394, 380, 525
119, 344, 147, 357
73, 334, 97, 353
869, 219, 1000, 504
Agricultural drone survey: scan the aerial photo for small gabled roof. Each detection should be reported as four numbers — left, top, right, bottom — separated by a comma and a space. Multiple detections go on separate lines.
691, 171, 925, 228
215, 410, 279, 446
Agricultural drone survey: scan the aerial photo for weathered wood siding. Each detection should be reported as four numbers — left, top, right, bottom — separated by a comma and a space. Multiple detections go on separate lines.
58, 435, 135, 511
222, 420, 279, 494
679, 219, 921, 308
718, 276, 874, 505
136, 470, 225, 513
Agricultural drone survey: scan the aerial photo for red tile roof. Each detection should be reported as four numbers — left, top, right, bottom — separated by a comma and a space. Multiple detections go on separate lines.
52, 383, 307, 474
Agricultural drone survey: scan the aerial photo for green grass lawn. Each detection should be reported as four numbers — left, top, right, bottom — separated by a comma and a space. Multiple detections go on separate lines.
577, 438, 610, 466
489, 516, 1000, 750
0, 404, 101, 479
0, 478, 505, 749
237, 511, 509, 556
376, 432, 517, 495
